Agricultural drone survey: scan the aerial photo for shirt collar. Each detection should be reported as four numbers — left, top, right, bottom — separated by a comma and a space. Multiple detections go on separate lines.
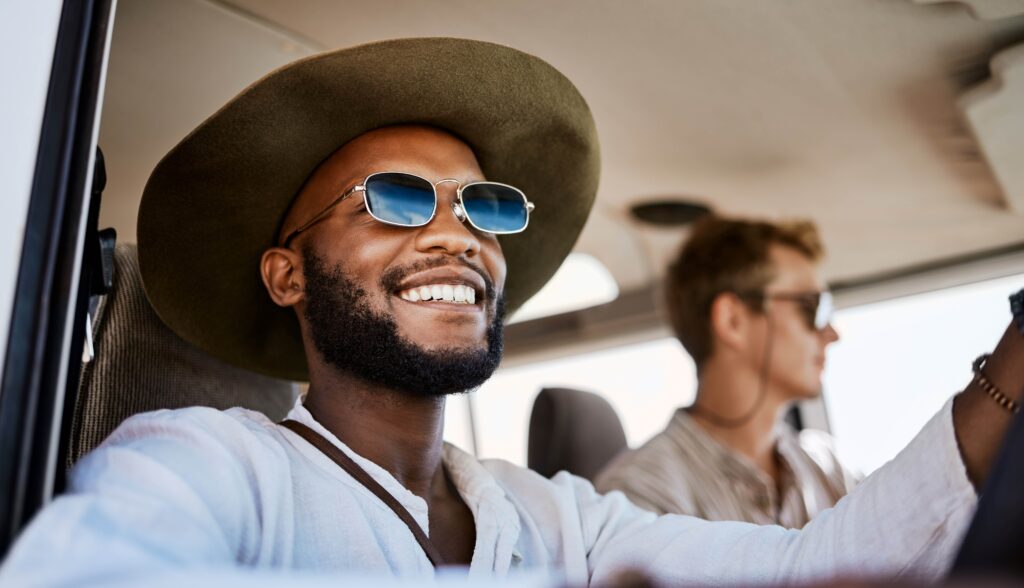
286, 397, 522, 574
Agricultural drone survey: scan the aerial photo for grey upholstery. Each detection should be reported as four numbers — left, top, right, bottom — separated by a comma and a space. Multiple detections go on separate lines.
69, 243, 297, 467
527, 387, 628, 482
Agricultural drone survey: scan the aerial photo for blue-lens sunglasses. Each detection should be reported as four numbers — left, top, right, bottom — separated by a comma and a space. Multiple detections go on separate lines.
281, 171, 535, 246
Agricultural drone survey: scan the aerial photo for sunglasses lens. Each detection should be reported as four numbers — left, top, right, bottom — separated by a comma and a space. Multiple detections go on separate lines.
814, 292, 834, 330
364, 173, 436, 226
460, 183, 529, 233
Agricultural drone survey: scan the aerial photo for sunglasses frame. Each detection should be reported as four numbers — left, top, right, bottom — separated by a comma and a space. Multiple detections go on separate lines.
281, 171, 534, 246
737, 290, 834, 331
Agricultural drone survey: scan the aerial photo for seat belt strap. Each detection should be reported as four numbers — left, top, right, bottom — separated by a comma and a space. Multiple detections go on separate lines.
278, 419, 446, 567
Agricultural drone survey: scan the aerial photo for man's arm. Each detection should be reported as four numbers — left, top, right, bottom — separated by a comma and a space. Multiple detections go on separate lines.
0, 408, 268, 585
581, 314, 1024, 584
580, 391, 975, 585
952, 321, 1024, 487
0, 408, 543, 587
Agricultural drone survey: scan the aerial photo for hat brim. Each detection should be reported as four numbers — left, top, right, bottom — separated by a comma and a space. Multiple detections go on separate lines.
137, 37, 600, 381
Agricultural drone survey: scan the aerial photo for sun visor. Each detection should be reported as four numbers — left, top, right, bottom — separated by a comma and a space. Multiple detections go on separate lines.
960, 43, 1024, 215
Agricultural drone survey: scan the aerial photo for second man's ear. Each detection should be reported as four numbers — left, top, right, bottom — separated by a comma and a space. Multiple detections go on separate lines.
709, 292, 753, 353
260, 247, 305, 308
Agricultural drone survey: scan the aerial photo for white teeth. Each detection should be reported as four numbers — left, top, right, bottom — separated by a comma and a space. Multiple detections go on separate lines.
398, 284, 478, 304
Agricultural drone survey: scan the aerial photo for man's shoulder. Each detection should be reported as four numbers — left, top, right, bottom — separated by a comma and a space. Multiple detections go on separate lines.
88, 405, 287, 466
61, 405, 296, 555
591, 424, 707, 516
466, 452, 566, 494
69, 405, 295, 498
109, 404, 276, 437
597, 423, 688, 482
470, 453, 599, 507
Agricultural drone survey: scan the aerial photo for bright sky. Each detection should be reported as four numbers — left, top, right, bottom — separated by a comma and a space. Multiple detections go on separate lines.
445, 273, 1023, 476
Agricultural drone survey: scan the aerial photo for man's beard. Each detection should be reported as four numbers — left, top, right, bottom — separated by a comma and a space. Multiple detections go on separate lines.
301, 248, 505, 397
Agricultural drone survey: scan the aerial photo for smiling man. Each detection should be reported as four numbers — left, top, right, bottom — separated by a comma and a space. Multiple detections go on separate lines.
2, 37, 1024, 587
265, 125, 511, 563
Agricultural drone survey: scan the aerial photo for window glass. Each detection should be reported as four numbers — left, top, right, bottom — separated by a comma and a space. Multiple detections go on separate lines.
823, 274, 1023, 475
508, 253, 619, 323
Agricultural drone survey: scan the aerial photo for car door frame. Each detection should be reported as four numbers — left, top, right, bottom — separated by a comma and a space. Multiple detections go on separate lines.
0, 0, 116, 557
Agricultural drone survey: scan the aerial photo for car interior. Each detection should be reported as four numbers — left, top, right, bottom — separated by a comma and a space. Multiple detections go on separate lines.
2, 0, 1024, 579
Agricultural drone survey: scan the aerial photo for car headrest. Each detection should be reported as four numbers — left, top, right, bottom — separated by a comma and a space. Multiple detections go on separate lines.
527, 386, 627, 481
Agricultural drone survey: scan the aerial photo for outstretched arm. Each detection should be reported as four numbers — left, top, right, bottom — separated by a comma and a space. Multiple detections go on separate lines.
953, 319, 1024, 487
585, 296, 1024, 584
583, 394, 975, 584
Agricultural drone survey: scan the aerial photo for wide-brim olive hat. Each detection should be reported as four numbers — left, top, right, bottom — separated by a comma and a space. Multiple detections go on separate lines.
137, 37, 599, 381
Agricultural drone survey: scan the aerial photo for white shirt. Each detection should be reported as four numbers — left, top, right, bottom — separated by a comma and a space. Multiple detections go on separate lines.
0, 397, 975, 587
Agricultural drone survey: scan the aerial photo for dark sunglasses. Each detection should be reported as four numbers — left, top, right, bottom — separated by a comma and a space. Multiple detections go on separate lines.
739, 290, 834, 331
282, 171, 535, 246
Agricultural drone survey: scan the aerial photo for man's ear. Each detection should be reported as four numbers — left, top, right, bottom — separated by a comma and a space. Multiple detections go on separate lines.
261, 247, 305, 308
709, 292, 751, 353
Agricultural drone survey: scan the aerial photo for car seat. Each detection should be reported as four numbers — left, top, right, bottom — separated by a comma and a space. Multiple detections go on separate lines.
68, 242, 297, 467
527, 387, 627, 482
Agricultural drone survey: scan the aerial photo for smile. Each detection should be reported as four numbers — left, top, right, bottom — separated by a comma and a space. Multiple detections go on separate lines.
397, 283, 477, 305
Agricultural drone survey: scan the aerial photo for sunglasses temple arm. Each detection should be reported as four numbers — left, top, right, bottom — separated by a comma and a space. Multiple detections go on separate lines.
282, 186, 363, 246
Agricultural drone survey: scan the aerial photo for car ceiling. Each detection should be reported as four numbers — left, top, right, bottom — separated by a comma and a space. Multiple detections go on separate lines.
97, 0, 1024, 303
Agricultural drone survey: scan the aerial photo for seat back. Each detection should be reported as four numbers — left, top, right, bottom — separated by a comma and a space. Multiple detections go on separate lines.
527, 387, 627, 481
68, 243, 297, 466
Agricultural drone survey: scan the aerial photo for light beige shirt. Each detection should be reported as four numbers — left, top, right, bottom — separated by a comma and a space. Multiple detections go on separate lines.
596, 409, 860, 527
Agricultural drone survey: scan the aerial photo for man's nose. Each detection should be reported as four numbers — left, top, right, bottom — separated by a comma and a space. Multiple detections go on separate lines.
822, 323, 840, 344
413, 186, 482, 257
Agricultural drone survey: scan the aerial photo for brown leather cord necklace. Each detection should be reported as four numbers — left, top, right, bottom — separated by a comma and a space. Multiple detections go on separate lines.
279, 419, 446, 566
688, 316, 776, 428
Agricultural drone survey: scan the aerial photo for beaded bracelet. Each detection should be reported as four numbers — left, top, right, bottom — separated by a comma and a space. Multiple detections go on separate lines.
972, 354, 1021, 415
1011, 288, 1024, 337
